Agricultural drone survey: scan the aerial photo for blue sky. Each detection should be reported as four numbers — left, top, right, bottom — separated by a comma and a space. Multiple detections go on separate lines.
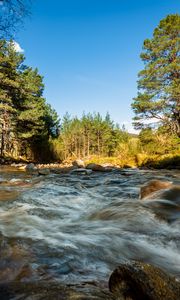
17, 0, 180, 132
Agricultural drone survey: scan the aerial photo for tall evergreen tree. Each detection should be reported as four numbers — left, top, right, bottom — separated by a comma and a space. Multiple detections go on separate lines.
132, 14, 180, 136
0, 40, 23, 155
0, 39, 60, 160
17, 67, 47, 140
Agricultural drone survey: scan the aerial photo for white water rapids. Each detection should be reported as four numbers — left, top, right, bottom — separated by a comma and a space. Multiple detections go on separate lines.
0, 167, 179, 286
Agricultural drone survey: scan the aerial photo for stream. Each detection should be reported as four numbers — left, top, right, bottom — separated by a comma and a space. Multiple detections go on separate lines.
0, 167, 180, 298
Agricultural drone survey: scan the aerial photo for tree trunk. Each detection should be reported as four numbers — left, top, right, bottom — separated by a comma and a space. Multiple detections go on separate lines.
87, 133, 90, 157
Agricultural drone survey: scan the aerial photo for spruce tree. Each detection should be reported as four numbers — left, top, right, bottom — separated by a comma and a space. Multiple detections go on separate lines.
132, 14, 180, 136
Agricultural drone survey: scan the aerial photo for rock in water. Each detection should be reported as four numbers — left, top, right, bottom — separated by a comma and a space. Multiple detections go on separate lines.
109, 261, 180, 300
25, 163, 36, 171
38, 168, 50, 175
0, 190, 19, 201
140, 180, 172, 199
70, 168, 92, 175
72, 159, 85, 168
140, 180, 180, 206
86, 163, 106, 172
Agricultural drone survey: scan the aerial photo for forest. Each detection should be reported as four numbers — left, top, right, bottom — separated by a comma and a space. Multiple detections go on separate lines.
0, 13, 179, 168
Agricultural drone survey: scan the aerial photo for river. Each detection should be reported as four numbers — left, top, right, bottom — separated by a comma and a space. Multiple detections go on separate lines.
0, 166, 179, 299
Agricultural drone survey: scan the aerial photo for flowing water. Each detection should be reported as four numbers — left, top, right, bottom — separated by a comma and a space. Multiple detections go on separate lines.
0, 167, 180, 298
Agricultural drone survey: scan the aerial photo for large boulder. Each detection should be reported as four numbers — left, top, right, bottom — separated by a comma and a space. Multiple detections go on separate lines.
140, 180, 180, 222
109, 261, 180, 300
140, 180, 180, 204
140, 180, 172, 199
72, 159, 85, 168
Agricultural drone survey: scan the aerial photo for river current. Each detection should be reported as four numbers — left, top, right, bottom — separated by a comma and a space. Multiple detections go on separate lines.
0, 167, 180, 296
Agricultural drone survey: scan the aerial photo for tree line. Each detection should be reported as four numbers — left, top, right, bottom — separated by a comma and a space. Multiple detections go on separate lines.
51, 113, 179, 165
52, 112, 129, 160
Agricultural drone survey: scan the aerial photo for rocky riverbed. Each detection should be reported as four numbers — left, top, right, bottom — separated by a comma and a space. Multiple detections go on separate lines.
0, 166, 180, 299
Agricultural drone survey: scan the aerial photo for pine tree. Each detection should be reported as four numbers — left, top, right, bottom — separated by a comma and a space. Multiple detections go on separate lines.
0, 39, 60, 160
17, 67, 47, 140
17, 67, 60, 159
0, 40, 23, 156
132, 14, 180, 136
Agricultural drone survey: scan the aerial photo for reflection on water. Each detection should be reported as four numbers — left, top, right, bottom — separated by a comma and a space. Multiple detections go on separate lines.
0, 167, 179, 293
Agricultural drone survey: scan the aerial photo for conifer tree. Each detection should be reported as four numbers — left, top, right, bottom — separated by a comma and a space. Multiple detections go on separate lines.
0, 39, 60, 160
17, 67, 47, 140
132, 14, 180, 136
0, 40, 23, 155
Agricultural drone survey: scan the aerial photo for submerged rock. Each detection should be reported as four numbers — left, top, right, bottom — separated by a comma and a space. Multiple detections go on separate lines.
0, 190, 20, 201
109, 261, 180, 300
0, 282, 113, 300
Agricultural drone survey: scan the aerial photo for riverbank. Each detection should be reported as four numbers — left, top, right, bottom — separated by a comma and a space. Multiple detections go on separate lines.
1, 152, 180, 171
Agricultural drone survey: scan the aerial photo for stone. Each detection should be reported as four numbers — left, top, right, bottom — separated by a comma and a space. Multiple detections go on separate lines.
25, 163, 37, 171
0, 190, 20, 201
72, 159, 85, 168
109, 261, 180, 300
38, 168, 50, 175
140, 180, 180, 222
140, 180, 172, 199
70, 168, 92, 175
86, 163, 107, 172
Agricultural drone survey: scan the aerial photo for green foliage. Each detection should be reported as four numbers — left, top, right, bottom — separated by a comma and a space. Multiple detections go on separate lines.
139, 127, 180, 155
0, 39, 60, 161
53, 111, 180, 169
140, 155, 180, 169
55, 112, 129, 160
132, 14, 180, 137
